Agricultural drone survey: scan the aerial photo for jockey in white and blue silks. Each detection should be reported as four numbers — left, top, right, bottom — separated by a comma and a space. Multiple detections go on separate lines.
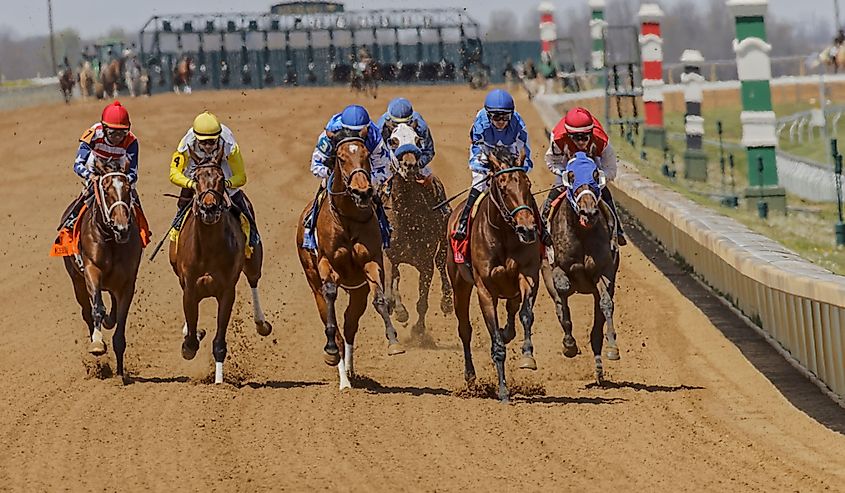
376, 97, 435, 178
451, 89, 545, 243
302, 104, 395, 251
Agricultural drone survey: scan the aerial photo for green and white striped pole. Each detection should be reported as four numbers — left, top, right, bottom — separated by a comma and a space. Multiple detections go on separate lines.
728, 0, 786, 213
589, 0, 606, 86
681, 49, 708, 181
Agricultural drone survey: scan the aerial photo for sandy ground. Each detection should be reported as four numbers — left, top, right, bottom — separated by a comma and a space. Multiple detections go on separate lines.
1, 85, 844, 492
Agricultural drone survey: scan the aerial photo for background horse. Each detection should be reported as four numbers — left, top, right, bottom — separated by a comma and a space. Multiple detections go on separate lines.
123, 57, 143, 97
169, 149, 272, 384
350, 58, 379, 99
542, 154, 620, 384
78, 61, 95, 101
382, 122, 452, 344
59, 67, 75, 104
296, 128, 404, 391
63, 157, 142, 377
817, 46, 845, 73
99, 58, 124, 99
446, 146, 542, 402
173, 55, 194, 94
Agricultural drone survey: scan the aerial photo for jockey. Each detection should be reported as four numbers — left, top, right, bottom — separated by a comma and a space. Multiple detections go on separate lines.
168, 111, 260, 247
302, 104, 394, 251
451, 89, 546, 243
58, 101, 148, 231
544, 106, 626, 245
377, 97, 435, 179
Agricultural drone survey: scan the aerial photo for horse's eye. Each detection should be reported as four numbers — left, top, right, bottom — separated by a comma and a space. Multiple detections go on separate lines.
389, 137, 399, 148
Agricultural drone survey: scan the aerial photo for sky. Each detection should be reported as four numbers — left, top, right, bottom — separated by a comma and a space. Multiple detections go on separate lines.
0, 0, 837, 38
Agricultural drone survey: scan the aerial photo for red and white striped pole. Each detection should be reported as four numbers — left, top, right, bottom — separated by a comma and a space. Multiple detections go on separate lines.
639, 3, 665, 149
538, 2, 556, 56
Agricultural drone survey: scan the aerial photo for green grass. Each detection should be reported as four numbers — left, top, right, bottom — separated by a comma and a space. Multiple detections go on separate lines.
616, 137, 845, 275
0, 79, 34, 89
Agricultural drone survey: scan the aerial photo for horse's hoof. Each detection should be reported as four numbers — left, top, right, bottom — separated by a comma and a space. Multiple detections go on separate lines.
465, 372, 476, 385
502, 325, 516, 344
323, 351, 341, 366
181, 339, 199, 360
394, 306, 409, 324
387, 343, 405, 356
595, 369, 605, 386
605, 347, 620, 361
563, 335, 579, 358
88, 340, 107, 356
103, 314, 116, 330
255, 320, 273, 337
519, 356, 538, 370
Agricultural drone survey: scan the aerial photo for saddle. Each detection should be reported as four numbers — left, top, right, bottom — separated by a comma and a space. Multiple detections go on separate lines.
50, 203, 89, 257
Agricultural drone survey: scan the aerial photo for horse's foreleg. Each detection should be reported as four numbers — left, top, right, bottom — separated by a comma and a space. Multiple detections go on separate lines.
436, 241, 453, 314
549, 265, 578, 358
340, 288, 368, 389
387, 259, 408, 323
70, 273, 95, 338
598, 275, 619, 361
453, 275, 476, 384
181, 288, 202, 361
413, 262, 434, 340
504, 297, 518, 344
112, 285, 135, 377
590, 292, 608, 384
211, 289, 236, 384
318, 257, 341, 365
363, 261, 404, 356
517, 274, 538, 371
83, 265, 108, 356
477, 286, 508, 402
103, 292, 117, 330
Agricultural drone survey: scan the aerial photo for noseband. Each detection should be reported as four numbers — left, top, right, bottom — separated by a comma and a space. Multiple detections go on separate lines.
567, 186, 599, 215
489, 166, 535, 229
93, 170, 133, 237
328, 137, 371, 197
193, 163, 230, 212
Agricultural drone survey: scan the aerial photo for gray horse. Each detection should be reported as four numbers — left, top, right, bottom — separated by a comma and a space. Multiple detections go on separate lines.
382, 122, 453, 342
542, 152, 620, 384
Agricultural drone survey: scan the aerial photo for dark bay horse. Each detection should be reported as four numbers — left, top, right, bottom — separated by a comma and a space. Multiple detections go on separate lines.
100, 58, 124, 99
382, 122, 452, 342
173, 55, 194, 94
542, 153, 620, 384
169, 147, 272, 384
63, 157, 142, 377
59, 67, 75, 103
447, 146, 542, 402
350, 58, 378, 99
296, 128, 404, 391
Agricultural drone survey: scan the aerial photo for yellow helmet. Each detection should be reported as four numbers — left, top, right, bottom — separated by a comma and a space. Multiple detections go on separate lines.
192, 111, 222, 140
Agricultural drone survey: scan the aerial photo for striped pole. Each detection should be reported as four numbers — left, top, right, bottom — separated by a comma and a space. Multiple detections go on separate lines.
538, 2, 556, 56
728, 0, 786, 213
588, 0, 606, 73
681, 49, 708, 181
639, 3, 665, 150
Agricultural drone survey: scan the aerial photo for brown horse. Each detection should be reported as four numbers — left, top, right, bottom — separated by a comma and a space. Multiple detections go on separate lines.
100, 58, 124, 99
296, 128, 404, 391
59, 67, 75, 104
63, 157, 142, 377
447, 146, 542, 402
169, 148, 272, 384
78, 61, 95, 100
173, 55, 194, 94
382, 122, 452, 343
351, 58, 378, 99
541, 153, 620, 384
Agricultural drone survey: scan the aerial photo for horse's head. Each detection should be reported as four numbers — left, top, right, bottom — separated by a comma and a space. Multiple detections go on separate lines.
386, 122, 423, 180
192, 145, 229, 225
328, 127, 373, 209
92, 157, 133, 243
487, 145, 537, 244
561, 152, 606, 229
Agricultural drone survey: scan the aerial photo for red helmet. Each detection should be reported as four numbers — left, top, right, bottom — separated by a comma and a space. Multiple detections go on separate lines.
101, 101, 131, 129
563, 107, 594, 134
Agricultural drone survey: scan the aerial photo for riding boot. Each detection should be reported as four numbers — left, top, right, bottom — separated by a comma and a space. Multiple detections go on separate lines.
57, 187, 93, 231
540, 187, 564, 246
451, 188, 482, 241
172, 188, 195, 231
302, 184, 324, 251
601, 187, 627, 246
230, 190, 260, 247
373, 193, 392, 249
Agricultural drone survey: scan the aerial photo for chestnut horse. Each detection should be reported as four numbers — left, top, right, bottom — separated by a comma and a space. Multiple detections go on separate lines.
173, 55, 194, 94
542, 153, 620, 384
59, 67, 75, 103
447, 146, 542, 402
100, 58, 124, 99
63, 157, 142, 377
296, 128, 404, 391
169, 147, 272, 384
382, 122, 452, 342
78, 61, 95, 100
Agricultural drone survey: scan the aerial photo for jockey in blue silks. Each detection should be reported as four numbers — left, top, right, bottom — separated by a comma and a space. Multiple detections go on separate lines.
376, 97, 436, 177
302, 104, 395, 251
451, 89, 549, 245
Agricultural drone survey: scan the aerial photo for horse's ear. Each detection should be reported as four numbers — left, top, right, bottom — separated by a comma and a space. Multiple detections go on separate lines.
562, 170, 574, 188
92, 158, 107, 176
487, 151, 501, 170
359, 125, 369, 139
596, 169, 607, 188
326, 130, 335, 140
410, 119, 418, 131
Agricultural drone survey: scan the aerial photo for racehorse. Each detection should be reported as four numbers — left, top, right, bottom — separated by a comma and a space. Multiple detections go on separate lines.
59, 66, 75, 104
173, 55, 194, 94
541, 153, 620, 384
123, 57, 143, 97
169, 146, 273, 384
62, 157, 142, 377
99, 58, 124, 99
350, 58, 379, 99
382, 122, 452, 343
446, 146, 542, 402
817, 46, 845, 73
296, 127, 404, 390
78, 61, 95, 100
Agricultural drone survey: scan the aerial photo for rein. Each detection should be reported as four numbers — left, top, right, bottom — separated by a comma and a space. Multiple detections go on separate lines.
487, 166, 535, 230
327, 137, 370, 198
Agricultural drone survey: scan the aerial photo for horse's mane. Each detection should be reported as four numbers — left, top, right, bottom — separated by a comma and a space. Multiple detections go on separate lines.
330, 127, 366, 146
488, 145, 516, 167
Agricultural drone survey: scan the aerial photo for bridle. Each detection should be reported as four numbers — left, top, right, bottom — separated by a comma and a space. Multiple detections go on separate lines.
487, 166, 535, 231
193, 163, 230, 214
92, 170, 133, 239
327, 136, 371, 197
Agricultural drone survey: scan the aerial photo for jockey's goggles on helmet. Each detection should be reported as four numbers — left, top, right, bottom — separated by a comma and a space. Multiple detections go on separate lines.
197, 137, 220, 150
571, 132, 591, 142
488, 111, 512, 123
103, 125, 128, 142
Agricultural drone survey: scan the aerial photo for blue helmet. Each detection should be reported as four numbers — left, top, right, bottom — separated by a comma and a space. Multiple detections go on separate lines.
340, 105, 370, 130
484, 89, 515, 115
387, 97, 414, 122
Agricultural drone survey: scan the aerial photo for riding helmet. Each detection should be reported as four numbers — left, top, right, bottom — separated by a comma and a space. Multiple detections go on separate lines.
101, 101, 131, 129
387, 98, 414, 123
340, 104, 371, 130
563, 107, 595, 134
483, 89, 515, 115
192, 111, 222, 140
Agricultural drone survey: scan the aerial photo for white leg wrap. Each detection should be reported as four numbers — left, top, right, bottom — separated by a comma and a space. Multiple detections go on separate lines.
338, 359, 352, 390
182, 322, 188, 337
251, 287, 266, 323
344, 342, 354, 377
215, 362, 224, 384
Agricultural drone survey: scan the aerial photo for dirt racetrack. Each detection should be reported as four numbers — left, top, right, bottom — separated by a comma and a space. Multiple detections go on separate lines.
1, 85, 845, 491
